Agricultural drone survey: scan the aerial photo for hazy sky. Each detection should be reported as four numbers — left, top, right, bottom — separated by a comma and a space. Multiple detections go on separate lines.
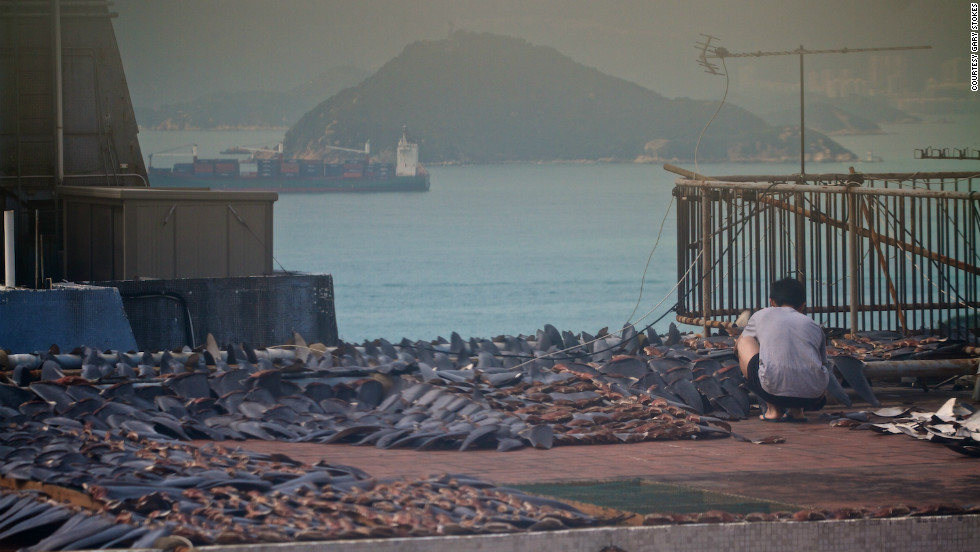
113, 0, 974, 108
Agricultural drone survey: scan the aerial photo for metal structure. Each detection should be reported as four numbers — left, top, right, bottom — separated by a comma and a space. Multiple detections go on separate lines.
696, 36, 931, 176
668, 165, 980, 339
1, 0, 148, 285
915, 147, 980, 161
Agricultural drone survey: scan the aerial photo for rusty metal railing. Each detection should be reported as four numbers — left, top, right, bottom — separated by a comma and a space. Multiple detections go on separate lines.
668, 165, 980, 338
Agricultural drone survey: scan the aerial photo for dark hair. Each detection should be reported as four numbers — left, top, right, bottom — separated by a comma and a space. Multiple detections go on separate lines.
769, 277, 806, 308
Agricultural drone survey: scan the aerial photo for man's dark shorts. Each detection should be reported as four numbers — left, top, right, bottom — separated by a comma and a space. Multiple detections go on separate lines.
745, 354, 827, 411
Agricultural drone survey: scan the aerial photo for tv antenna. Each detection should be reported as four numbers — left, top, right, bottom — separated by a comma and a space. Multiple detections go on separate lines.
697, 37, 930, 176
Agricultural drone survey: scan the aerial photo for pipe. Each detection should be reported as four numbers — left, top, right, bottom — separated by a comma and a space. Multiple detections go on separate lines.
682, 302, 979, 318
3, 348, 302, 371
663, 164, 979, 184
859, 196, 907, 332
34, 209, 39, 289
799, 48, 806, 177
53, 0, 64, 187
845, 187, 860, 335
672, 176, 979, 201
3, 211, 14, 288
0, 174, 150, 187
862, 358, 979, 380
675, 314, 733, 330
701, 189, 712, 337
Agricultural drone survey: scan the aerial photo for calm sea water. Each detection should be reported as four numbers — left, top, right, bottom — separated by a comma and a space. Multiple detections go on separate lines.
138, 121, 979, 342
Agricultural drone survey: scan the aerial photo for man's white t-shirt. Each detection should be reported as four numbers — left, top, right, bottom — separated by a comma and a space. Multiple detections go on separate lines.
743, 306, 830, 398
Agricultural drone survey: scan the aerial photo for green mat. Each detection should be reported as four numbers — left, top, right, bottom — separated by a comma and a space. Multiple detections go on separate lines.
512, 479, 798, 515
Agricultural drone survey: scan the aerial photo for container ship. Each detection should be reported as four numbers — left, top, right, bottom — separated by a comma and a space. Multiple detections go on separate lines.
148, 131, 430, 193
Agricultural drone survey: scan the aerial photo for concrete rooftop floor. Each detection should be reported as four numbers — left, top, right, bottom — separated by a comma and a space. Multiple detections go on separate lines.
228, 383, 980, 515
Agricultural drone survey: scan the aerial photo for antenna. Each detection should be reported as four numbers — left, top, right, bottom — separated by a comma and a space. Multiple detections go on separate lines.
695, 34, 725, 76
698, 39, 931, 176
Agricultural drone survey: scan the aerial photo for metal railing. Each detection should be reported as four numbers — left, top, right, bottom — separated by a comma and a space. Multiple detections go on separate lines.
670, 167, 980, 337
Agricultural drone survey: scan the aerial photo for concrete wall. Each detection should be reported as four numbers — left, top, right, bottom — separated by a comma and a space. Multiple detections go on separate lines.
97, 273, 337, 351
190, 516, 980, 552
0, 283, 137, 354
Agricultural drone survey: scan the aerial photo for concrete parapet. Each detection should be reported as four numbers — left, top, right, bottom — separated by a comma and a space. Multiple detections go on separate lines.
0, 283, 137, 353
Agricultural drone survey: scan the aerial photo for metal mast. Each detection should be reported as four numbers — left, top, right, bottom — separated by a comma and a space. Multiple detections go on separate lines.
697, 38, 931, 176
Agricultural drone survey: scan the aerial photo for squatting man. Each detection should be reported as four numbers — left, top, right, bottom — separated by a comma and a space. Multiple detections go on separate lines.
735, 277, 830, 423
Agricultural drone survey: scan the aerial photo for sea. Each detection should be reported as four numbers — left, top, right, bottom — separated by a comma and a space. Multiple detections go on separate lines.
138, 120, 980, 343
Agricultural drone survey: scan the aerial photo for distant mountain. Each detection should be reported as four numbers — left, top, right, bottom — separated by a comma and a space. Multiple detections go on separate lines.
134, 66, 370, 130
761, 102, 885, 135
761, 99, 922, 136
284, 32, 855, 164
829, 97, 922, 125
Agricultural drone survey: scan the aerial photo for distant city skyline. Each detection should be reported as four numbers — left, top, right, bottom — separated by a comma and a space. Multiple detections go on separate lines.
113, 0, 975, 115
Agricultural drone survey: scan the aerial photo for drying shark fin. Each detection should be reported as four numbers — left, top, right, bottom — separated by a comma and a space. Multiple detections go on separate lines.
832, 355, 880, 407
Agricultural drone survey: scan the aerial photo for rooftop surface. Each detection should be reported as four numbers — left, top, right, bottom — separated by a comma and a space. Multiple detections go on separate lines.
231, 383, 980, 514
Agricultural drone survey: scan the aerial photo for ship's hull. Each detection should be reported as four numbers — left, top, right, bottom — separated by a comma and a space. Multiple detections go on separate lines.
147, 172, 430, 193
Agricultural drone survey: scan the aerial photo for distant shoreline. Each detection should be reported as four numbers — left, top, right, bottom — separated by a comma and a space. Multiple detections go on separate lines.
139, 125, 290, 131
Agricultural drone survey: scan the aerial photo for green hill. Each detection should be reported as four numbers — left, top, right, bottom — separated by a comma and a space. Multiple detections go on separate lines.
761, 102, 885, 135
284, 32, 855, 164
135, 66, 370, 130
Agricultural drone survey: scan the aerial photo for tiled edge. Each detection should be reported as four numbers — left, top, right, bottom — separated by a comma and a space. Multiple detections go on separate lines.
195, 515, 980, 552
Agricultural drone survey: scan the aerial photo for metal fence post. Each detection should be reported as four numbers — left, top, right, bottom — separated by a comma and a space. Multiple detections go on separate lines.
701, 190, 711, 337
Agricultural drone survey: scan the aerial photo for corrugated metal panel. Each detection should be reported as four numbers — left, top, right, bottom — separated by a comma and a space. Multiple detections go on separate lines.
88, 203, 115, 281
0, 58, 14, 133
175, 203, 229, 278
226, 202, 272, 276
64, 135, 104, 173
0, 137, 16, 174
64, 201, 93, 280
62, 187, 276, 281
131, 203, 176, 279
62, 54, 99, 134
18, 140, 54, 176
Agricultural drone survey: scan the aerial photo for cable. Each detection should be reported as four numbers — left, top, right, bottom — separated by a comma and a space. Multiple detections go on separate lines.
625, 194, 675, 325
625, 59, 733, 334
869, 194, 974, 312
227, 205, 289, 273
694, 57, 729, 179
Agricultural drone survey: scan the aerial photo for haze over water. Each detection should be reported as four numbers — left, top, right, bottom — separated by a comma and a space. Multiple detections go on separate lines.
126, 0, 978, 342
140, 119, 979, 343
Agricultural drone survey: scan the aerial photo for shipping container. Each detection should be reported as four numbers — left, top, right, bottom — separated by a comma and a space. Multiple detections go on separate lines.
300, 160, 322, 177
239, 162, 258, 177
193, 161, 214, 176
257, 159, 279, 177
215, 161, 239, 177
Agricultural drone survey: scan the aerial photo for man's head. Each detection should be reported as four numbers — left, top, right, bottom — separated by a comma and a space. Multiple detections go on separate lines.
769, 277, 806, 309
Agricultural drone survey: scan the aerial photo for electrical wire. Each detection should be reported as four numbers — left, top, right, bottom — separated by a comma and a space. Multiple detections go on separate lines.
624, 56, 730, 332
625, 194, 675, 325
694, 57, 729, 179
